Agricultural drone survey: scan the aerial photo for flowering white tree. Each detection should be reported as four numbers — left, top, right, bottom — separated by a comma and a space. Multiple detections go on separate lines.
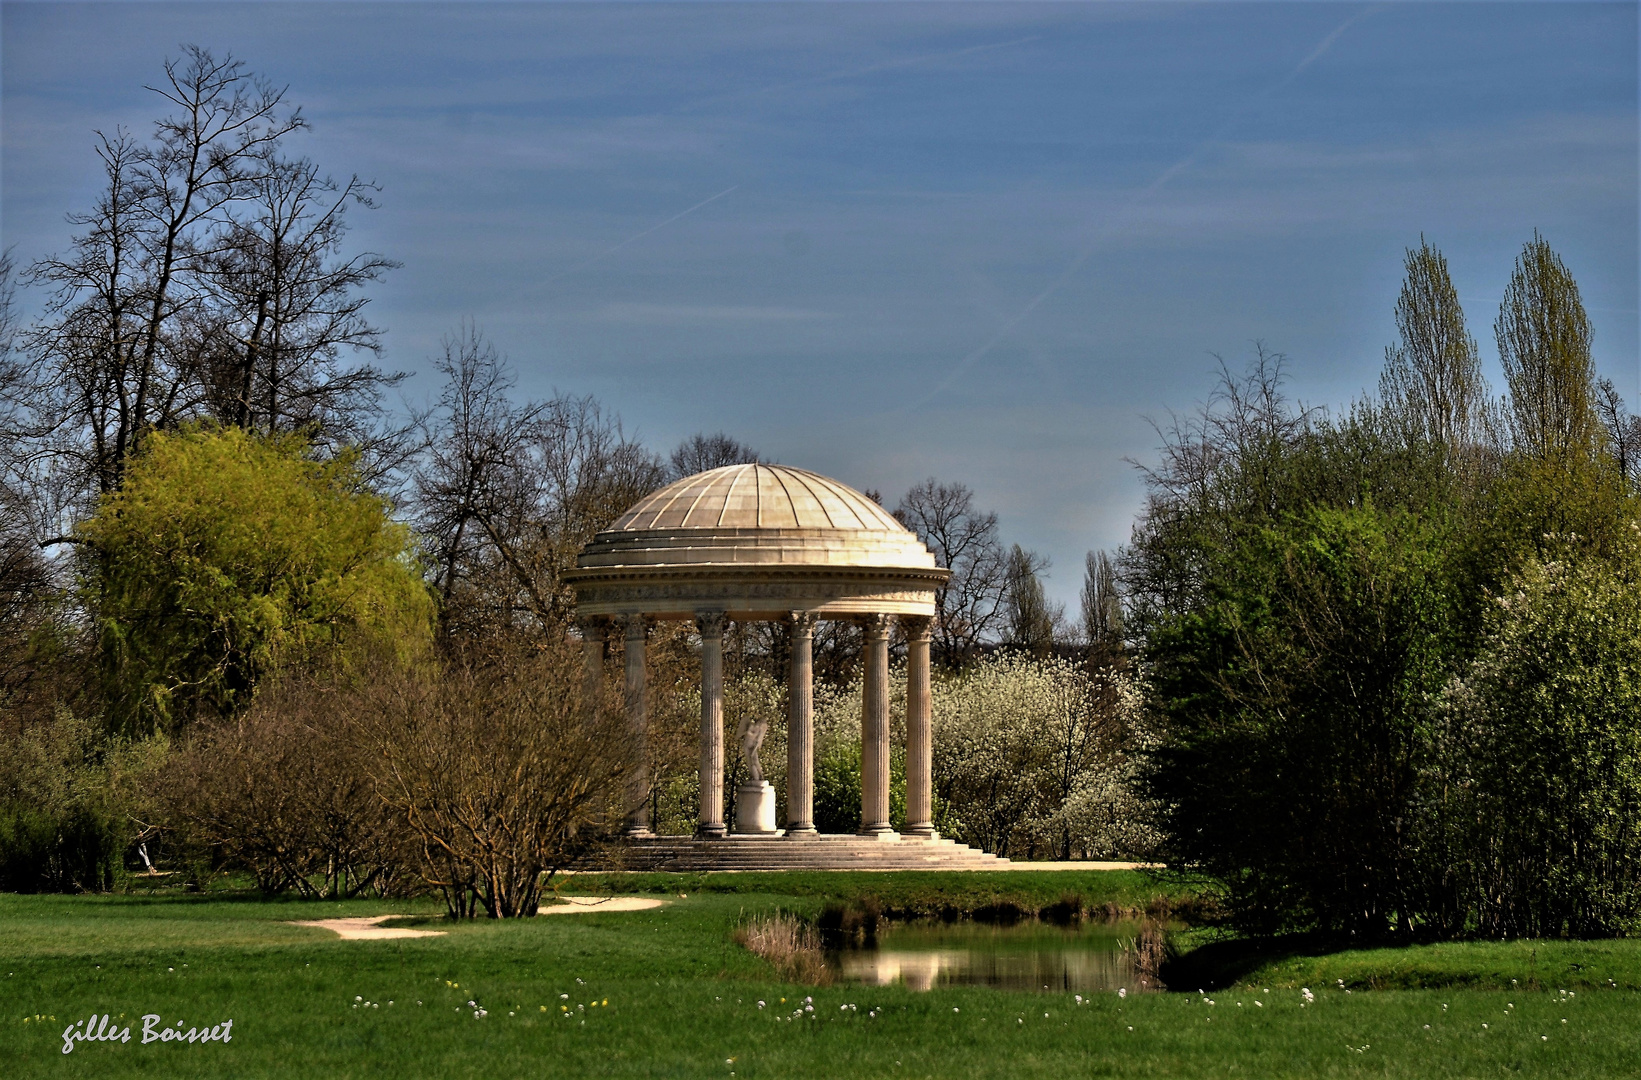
1444, 542, 1641, 937
810, 653, 1157, 858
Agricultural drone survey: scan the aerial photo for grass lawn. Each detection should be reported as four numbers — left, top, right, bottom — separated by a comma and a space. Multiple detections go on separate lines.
3, 872, 1640, 1078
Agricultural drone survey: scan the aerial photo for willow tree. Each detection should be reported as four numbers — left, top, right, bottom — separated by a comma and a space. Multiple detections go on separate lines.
77, 425, 432, 734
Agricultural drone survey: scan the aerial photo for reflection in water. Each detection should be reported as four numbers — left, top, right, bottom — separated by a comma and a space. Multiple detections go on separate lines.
836, 920, 1156, 993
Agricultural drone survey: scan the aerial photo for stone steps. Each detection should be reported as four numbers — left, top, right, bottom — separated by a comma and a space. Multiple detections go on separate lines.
595, 834, 1010, 872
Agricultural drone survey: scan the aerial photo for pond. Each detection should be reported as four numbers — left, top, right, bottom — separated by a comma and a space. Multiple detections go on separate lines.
834, 918, 1163, 994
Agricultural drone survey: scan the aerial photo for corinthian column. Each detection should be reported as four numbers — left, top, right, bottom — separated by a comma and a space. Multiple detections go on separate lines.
695, 611, 728, 838
858, 614, 895, 838
902, 615, 935, 838
576, 616, 605, 722
785, 612, 818, 836
621, 614, 653, 837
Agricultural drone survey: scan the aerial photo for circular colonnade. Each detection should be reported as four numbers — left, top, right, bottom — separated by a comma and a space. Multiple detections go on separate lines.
564, 463, 950, 840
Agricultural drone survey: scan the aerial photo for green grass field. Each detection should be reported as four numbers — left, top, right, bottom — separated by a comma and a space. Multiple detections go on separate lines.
3, 872, 1640, 1078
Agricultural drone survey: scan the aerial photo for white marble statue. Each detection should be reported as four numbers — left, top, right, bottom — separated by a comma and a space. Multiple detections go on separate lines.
736, 714, 769, 783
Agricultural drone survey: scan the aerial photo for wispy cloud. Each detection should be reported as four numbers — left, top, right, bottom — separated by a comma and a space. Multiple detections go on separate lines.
587, 303, 834, 326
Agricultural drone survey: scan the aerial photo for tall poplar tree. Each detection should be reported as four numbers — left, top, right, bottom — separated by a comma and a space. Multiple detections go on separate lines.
1379, 238, 1487, 458
1496, 233, 1598, 463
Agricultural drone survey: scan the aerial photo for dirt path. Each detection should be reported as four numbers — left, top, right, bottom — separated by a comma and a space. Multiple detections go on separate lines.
539, 896, 666, 914
288, 915, 447, 941
289, 897, 667, 939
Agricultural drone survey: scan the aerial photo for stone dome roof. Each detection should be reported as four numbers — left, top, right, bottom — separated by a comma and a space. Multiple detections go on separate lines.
565, 464, 947, 619
610, 463, 902, 533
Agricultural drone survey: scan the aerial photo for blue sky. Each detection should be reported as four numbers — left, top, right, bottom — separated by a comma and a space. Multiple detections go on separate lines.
4, 2, 1636, 611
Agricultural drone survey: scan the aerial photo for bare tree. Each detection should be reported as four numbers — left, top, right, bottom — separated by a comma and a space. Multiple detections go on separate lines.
1080, 549, 1123, 653
414, 325, 664, 637
1002, 544, 1059, 654
1122, 345, 1315, 629
1496, 233, 1599, 463
893, 479, 1008, 667
1380, 237, 1489, 459
668, 431, 762, 479
26, 48, 301, 498
21, 46, 398, 514
1596, 378, 1641, 487
196, 155, 400, 442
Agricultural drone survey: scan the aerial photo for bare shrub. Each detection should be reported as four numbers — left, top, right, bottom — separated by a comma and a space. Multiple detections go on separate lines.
348, 637, 629, 918
164, 678, 414, 898
735, 913, 832, 985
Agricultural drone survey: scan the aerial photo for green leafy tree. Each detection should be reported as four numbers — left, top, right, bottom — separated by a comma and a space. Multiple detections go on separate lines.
77, 425, 431, 733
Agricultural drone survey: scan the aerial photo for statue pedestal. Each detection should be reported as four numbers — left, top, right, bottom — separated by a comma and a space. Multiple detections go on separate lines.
734, 781, 780, 835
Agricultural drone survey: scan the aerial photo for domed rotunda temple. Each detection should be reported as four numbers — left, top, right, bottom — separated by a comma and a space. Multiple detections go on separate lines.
565, 464, 1006, 868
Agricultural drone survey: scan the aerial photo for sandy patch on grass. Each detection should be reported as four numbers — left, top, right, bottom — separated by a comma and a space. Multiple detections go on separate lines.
289, 915, 447, 941
539, 896, 666, 914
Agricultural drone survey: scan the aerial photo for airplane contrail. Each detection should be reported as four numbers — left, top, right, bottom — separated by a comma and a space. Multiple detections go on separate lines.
908, 5, 1383, 410
539, 35, 1036, 292
540, 185, 740, 288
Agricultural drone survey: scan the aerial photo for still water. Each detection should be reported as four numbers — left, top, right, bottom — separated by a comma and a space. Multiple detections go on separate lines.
835, 919, 1157, 994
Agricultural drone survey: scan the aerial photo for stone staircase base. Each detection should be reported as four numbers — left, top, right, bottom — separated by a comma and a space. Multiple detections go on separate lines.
591, 833, 1009, 872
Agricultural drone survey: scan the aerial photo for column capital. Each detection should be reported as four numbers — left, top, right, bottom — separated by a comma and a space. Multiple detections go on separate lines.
788, 610, 818, 636
899, 614, 932, 642
620, 613, 650, 641
695, 610, 728, 638
858, 613, 891, 641
575, 615, 607, 641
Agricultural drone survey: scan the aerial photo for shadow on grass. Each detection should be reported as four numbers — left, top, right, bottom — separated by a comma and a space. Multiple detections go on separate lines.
1161, 932, 1340, 992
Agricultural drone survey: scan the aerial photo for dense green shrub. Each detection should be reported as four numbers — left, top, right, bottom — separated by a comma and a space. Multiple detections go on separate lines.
1145, 502, 1460, 936
0, 803, 120, 893
0, 712, 155, 892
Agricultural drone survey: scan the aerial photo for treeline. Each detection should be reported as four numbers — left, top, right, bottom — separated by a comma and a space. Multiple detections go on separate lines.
1133, 237, 1641, 940
0, 48, 1141, 910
